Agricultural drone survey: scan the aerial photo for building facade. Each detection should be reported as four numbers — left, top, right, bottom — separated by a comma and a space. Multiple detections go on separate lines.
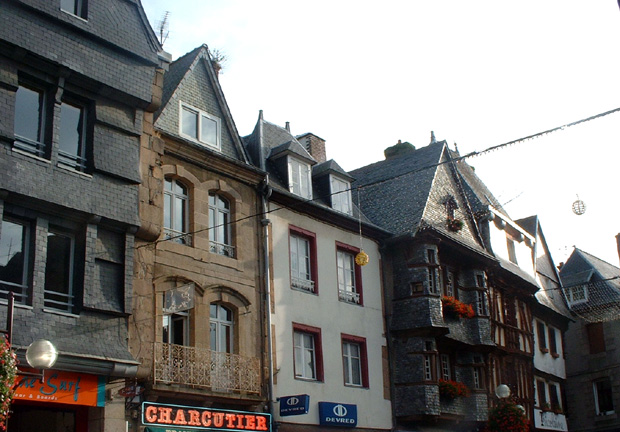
244, 116, 393, 432
0, 0, 163, 430
561, 248, 620, 432
131, 45, 270, 431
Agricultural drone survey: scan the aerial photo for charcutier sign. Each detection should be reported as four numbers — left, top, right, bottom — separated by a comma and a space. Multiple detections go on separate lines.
142, 402, 271, 432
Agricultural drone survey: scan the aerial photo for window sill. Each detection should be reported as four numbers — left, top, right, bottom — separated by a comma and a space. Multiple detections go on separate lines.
344, 384, 368, 389
595, 412, 617, 421
11, 147, 51, 164
43, 308, 79, 318
57, 163, 93, 179
540, 348, 549, 354
294, 376, 322, 383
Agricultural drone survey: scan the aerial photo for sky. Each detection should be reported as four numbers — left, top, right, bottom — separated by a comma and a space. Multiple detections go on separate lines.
142, 1, 620, 267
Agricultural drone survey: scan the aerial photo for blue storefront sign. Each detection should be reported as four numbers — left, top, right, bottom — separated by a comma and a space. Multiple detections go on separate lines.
318, 402, 357, 428
279, 394, 310, 416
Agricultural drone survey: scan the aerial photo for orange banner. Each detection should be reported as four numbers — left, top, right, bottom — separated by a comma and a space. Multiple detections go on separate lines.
13, 370, 105, 407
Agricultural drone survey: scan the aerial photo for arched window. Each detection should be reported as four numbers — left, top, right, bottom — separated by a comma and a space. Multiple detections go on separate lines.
208, 193, 233, 257
164, 178, 190, 244
210, 303, 233, 353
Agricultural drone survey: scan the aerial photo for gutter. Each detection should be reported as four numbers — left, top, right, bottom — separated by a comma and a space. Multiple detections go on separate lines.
260, 175, 276, 426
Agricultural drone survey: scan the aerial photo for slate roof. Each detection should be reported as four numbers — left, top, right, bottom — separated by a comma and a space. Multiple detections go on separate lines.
155, 45, 250, 164
242, 115, 385, 232
560, 248, 620, 320
349, 141, 446, 235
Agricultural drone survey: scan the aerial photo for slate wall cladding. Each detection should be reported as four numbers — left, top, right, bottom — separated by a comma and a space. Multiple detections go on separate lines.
395, 385, 440, 417
155, 57, 240, 161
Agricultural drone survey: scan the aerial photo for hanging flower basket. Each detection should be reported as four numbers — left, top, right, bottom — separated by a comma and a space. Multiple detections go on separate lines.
447, 217, 464, 232
438, 379, 470, 399
442, 296, 475, 319
485, 399, 529, 432
0, 336, 17, 431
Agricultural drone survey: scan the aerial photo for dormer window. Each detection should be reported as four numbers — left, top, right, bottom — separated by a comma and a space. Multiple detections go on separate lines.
330, 176, 352, 215
180, 102, 220, 150
288, 157, 312, 199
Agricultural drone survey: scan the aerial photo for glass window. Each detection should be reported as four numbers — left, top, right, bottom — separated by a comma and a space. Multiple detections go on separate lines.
180, 104, 220, 149
61, 0, 87, 18
440, 354, 451, 381
164, 178, 190, 245
423, 354, 434, 381
337, 249, 360, 304
58, 100, 87, 171
162, 312, 189, 346
476, 291, 487, 316
208, 193, 233, 257
343, 341, 362, 386
14, 84, 48, 157
0, 217, 31, 304
443, 269, 455, 297
587, 322, 606, 354
330, 176, 352, 215
538, 321, 548, 352
288, 158, 311, 199
290, 234, 315, 293
44, 228, 76, 313
594, 378, 614, 415
210, 304, 233, 353
294, 331, 316, 380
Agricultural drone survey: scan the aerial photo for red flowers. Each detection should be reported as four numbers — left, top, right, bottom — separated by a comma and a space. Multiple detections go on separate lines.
485, 399, 529, 432
438, 379, 470, 399
0, 336, 17, 431
442, 296, 475, 319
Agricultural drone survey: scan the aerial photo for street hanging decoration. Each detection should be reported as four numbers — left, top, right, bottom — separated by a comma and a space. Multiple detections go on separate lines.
572, 195, 586, 215
355, 187, 369, 266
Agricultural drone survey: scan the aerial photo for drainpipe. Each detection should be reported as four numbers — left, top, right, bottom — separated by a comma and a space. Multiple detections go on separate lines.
260, 175, 276, 427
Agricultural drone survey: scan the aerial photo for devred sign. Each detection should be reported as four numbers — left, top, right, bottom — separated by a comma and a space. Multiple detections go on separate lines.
142, 402, 271, 431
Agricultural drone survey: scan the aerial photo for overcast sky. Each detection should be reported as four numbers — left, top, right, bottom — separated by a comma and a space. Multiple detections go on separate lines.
142, 0, 620, 267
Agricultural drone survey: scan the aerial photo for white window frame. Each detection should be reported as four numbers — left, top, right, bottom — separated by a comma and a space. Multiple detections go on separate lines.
566, 284, 588, 306
208, 193, 234, 257
179, 102, 221, 150
476, 291, 487, 316
162, 311, 190, 346
294, 331, 317, 380
342, 341, 362, 386
210, 303, 233, 353
164, 178, 190, 245
337, 249, 359, 304
424, 354, 434, 381
330, 176, 352, 215
594, 378, 615, 416
290, 234, 314, 292
288, 157, 312, 199
440, 354, 451, 381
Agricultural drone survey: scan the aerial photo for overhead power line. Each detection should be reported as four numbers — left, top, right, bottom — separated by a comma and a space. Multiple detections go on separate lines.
137, 105, 620, 249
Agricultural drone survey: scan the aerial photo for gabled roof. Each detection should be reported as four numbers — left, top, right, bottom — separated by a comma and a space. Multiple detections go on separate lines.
560, 248, 620, 320
155, 45, 250, 164
350, 141, 446, 235
313, 159, 353, 181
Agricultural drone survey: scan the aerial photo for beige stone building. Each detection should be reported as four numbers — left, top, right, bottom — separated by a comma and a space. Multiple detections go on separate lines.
130, 45, 269, 430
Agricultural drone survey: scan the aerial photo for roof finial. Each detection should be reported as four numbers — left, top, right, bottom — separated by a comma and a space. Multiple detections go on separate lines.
430, 131, 436, 144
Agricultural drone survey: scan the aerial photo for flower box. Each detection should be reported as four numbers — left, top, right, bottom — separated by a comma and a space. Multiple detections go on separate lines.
442, 296, 475, 319
438, 379, 470, 399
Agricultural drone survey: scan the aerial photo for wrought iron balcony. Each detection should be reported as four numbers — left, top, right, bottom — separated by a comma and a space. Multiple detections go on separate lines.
339, 289, 360, 304
291, 277, 315, 293
153, 342, 260, 394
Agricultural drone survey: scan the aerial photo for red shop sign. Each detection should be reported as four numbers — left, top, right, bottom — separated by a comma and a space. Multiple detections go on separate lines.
142, 402, 271, 431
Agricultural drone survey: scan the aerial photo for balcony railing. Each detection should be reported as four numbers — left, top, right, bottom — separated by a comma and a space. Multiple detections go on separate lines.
210, 241, 235, 258
339, 289, 360, 304
153, 342, 260, 394
291, 277, 315, 293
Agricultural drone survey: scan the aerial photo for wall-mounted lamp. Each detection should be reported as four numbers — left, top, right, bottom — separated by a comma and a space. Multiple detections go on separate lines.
5, 293, 58, 382
495, 384, 511, 399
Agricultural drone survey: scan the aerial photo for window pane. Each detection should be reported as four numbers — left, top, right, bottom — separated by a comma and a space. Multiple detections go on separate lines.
15, 86, 43, 142
59, 102, 84, 158
45, 229, 74, 312
201, 115, 217, 145
0, 218, 27, 286
163, 193, 172, 229
174, 195, 185, 232
182, 107, 198, 138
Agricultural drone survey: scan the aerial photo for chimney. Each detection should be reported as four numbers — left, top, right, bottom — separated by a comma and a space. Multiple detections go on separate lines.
384, 140, 415, 159
298, 133, 326, 163
285, 122, 290, 132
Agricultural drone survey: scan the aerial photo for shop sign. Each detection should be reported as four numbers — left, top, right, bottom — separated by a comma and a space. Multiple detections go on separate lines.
13, 371, 105, 407
142, 402, 271, 431
279, 394, 309, 416
318, 402, 357, 428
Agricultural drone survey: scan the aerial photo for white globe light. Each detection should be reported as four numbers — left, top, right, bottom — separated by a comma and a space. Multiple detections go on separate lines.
516, 405, 525, 414
495, 384, 511, 399
26, 339, 58, 369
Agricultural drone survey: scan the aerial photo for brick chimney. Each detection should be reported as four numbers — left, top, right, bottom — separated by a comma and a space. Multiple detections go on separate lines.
298, 133, 326, 163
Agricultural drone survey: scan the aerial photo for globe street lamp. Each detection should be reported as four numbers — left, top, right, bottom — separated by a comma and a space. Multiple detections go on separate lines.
495, 384, 511, 399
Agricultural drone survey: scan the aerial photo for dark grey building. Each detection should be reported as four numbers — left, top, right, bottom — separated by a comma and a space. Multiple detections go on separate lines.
0, 1, 165, 430
561, 248, 620, 432
350, 138, 541, 431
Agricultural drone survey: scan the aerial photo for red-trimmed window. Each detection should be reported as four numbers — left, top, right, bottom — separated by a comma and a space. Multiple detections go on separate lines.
341, 334, 369, 387
293, 323, 323, 381
336, 241, 363, 305
289, 226, 318, 294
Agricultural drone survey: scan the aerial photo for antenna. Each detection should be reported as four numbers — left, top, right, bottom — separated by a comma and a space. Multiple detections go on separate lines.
157, 11, 170, 46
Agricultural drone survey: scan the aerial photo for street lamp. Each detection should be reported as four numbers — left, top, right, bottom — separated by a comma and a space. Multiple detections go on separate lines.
495, 384, 511, 399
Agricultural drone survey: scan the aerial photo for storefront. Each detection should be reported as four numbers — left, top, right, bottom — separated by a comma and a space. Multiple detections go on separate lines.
141, 402, 272, 432
9, 370, 105, 432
